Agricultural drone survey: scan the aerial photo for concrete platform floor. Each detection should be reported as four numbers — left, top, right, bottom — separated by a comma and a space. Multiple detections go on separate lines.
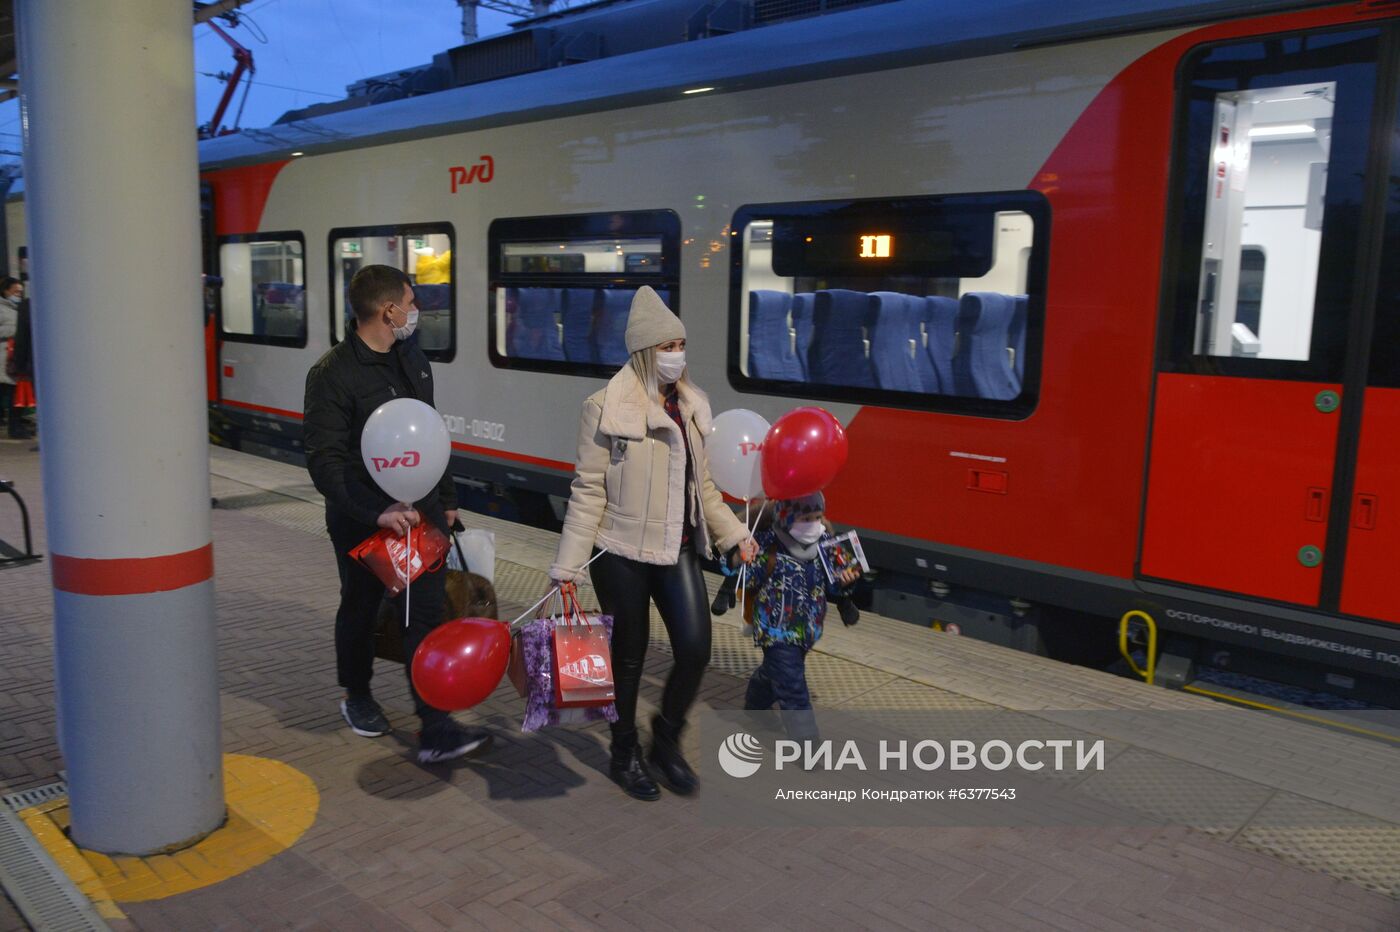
0, 439, 1397, 930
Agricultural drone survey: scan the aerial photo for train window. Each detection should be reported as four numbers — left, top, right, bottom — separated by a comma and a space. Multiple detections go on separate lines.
217, 233, 306, 348
1160, 27, 1380, 380
487, 210, 681, 376
728, 193, 1048, 418
328, 223, 455, 362
1192, 83, 1334, 361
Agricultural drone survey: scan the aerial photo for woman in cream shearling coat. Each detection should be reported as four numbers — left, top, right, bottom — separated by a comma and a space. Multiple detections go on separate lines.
550, 286, 755, 801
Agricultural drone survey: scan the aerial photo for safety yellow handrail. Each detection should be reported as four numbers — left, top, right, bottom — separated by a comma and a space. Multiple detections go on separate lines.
1115, 608, 1400, 745
1118, 609, 1157, 685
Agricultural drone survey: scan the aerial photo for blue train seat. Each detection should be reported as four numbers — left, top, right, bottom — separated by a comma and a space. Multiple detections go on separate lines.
790, 293, 814, 380
510, 287, 564, 360
561, 288, 598, 363
411, 283, 452, 351
1009, 294, 1028, 385
416, 311, 449, 350
910, 297, 940, 393
596, 288, 633, 366
748, 290, 804, 381
810, 290, 876, 388
869, 292, 925, 392
255, 282, 304, 338
414, 283, 450, 311
954, 292, 1020, 401
924, 296, 958, 395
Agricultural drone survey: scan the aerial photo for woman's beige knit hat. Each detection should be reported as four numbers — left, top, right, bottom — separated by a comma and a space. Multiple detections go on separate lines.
624, 286, 685, 354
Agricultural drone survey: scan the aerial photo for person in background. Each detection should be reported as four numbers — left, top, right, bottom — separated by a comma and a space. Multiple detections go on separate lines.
303, 264, 492, 763
1, 276, 32, 441
0, 277, 18, 437
550, 286, 758, 801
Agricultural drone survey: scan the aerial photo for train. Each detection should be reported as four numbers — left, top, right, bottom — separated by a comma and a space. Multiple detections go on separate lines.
8, 0, 1400, 702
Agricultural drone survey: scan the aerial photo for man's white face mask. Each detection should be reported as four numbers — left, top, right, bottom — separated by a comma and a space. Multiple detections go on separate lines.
390, 303, 419, 341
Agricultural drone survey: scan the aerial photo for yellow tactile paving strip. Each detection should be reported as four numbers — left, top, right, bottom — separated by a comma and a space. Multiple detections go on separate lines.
17, 753, 317, 916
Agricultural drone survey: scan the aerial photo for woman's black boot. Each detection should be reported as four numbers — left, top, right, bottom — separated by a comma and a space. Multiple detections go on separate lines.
647, 715, 698, 795
609, 736, 660, 802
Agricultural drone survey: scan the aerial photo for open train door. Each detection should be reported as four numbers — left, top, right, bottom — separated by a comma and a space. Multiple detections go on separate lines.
1141, 24, 1400, 626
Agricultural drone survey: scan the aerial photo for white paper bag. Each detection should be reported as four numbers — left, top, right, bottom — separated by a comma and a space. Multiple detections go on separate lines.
447, 528, 496, 583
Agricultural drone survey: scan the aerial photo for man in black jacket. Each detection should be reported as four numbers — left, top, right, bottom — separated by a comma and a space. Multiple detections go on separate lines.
304, 264, 491, 763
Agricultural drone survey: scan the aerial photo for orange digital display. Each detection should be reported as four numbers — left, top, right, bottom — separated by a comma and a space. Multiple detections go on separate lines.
858, 234, 893, 258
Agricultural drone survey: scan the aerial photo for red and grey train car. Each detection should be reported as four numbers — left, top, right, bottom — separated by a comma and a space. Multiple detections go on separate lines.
10, 0, 1399, 699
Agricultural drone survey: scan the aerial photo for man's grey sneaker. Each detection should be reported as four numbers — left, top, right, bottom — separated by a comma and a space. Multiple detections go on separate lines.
417, 720, 493, 764
340, 695, 391, 737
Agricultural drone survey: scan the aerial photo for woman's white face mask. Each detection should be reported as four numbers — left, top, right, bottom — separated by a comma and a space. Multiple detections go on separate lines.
655, 350, 686, 383
789, 520, 824, 545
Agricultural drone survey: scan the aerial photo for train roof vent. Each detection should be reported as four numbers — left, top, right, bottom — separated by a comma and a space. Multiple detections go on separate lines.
443, 27, 555, 87
753, 0, 891, 26
687, 0, 752, 39
552, 30, 605, 66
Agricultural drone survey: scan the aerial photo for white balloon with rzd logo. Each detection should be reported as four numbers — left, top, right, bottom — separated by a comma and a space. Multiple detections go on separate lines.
708, 408, 771, 501
361, 398, 451, 504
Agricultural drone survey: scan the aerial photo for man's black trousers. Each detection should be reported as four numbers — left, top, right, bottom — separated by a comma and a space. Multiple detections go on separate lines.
328, 513, 448, 727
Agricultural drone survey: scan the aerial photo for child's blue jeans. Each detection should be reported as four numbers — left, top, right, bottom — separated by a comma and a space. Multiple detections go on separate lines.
746, 642, 818, 738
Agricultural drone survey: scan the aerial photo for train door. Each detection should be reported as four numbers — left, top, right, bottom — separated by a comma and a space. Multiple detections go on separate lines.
1141, 25, 1394, 615
1339, 84, 1400, 624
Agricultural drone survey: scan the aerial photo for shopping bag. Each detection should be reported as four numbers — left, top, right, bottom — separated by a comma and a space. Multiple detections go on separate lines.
446, 528, 496, 584
552, 588, 615, 708
350, 523, 449, 597
510, 587, 618, 732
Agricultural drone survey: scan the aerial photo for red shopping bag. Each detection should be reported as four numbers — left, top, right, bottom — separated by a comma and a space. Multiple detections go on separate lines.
552, 587, 615, 708
350, 523, 449, 596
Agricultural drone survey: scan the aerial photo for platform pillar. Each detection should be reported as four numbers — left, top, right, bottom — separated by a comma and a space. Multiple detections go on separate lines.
17, 0, 224, 854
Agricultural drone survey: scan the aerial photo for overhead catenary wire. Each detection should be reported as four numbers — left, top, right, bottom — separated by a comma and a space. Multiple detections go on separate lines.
197, 72, 339, 98
238, 10, 271, 44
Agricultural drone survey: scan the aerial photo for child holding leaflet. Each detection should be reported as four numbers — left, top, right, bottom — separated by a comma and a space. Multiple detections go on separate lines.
731, 491, 861, 738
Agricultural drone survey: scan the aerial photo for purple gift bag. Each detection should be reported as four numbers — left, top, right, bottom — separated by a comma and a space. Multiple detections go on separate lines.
509, 613, 619, 733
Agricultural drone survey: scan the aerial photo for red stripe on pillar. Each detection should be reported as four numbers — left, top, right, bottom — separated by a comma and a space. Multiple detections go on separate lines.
51, 544, 214, 596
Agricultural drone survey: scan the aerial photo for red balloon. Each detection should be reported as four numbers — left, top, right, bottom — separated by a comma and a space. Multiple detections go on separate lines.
760, 407, 849, 499
411, 618, 511, 711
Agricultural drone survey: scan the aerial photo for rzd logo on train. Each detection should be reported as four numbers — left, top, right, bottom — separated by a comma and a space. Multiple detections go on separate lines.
371, 451, 421, 472
449, 156, 494, 192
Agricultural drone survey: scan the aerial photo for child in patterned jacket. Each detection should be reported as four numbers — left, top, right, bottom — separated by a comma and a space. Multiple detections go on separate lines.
730, 491, 861, 738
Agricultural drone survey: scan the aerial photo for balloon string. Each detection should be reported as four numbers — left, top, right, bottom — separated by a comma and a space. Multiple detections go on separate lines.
508, 547, 610, 630
736, 499, 770, 627
403, 524, 412, 631
737, 499, 749, 623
